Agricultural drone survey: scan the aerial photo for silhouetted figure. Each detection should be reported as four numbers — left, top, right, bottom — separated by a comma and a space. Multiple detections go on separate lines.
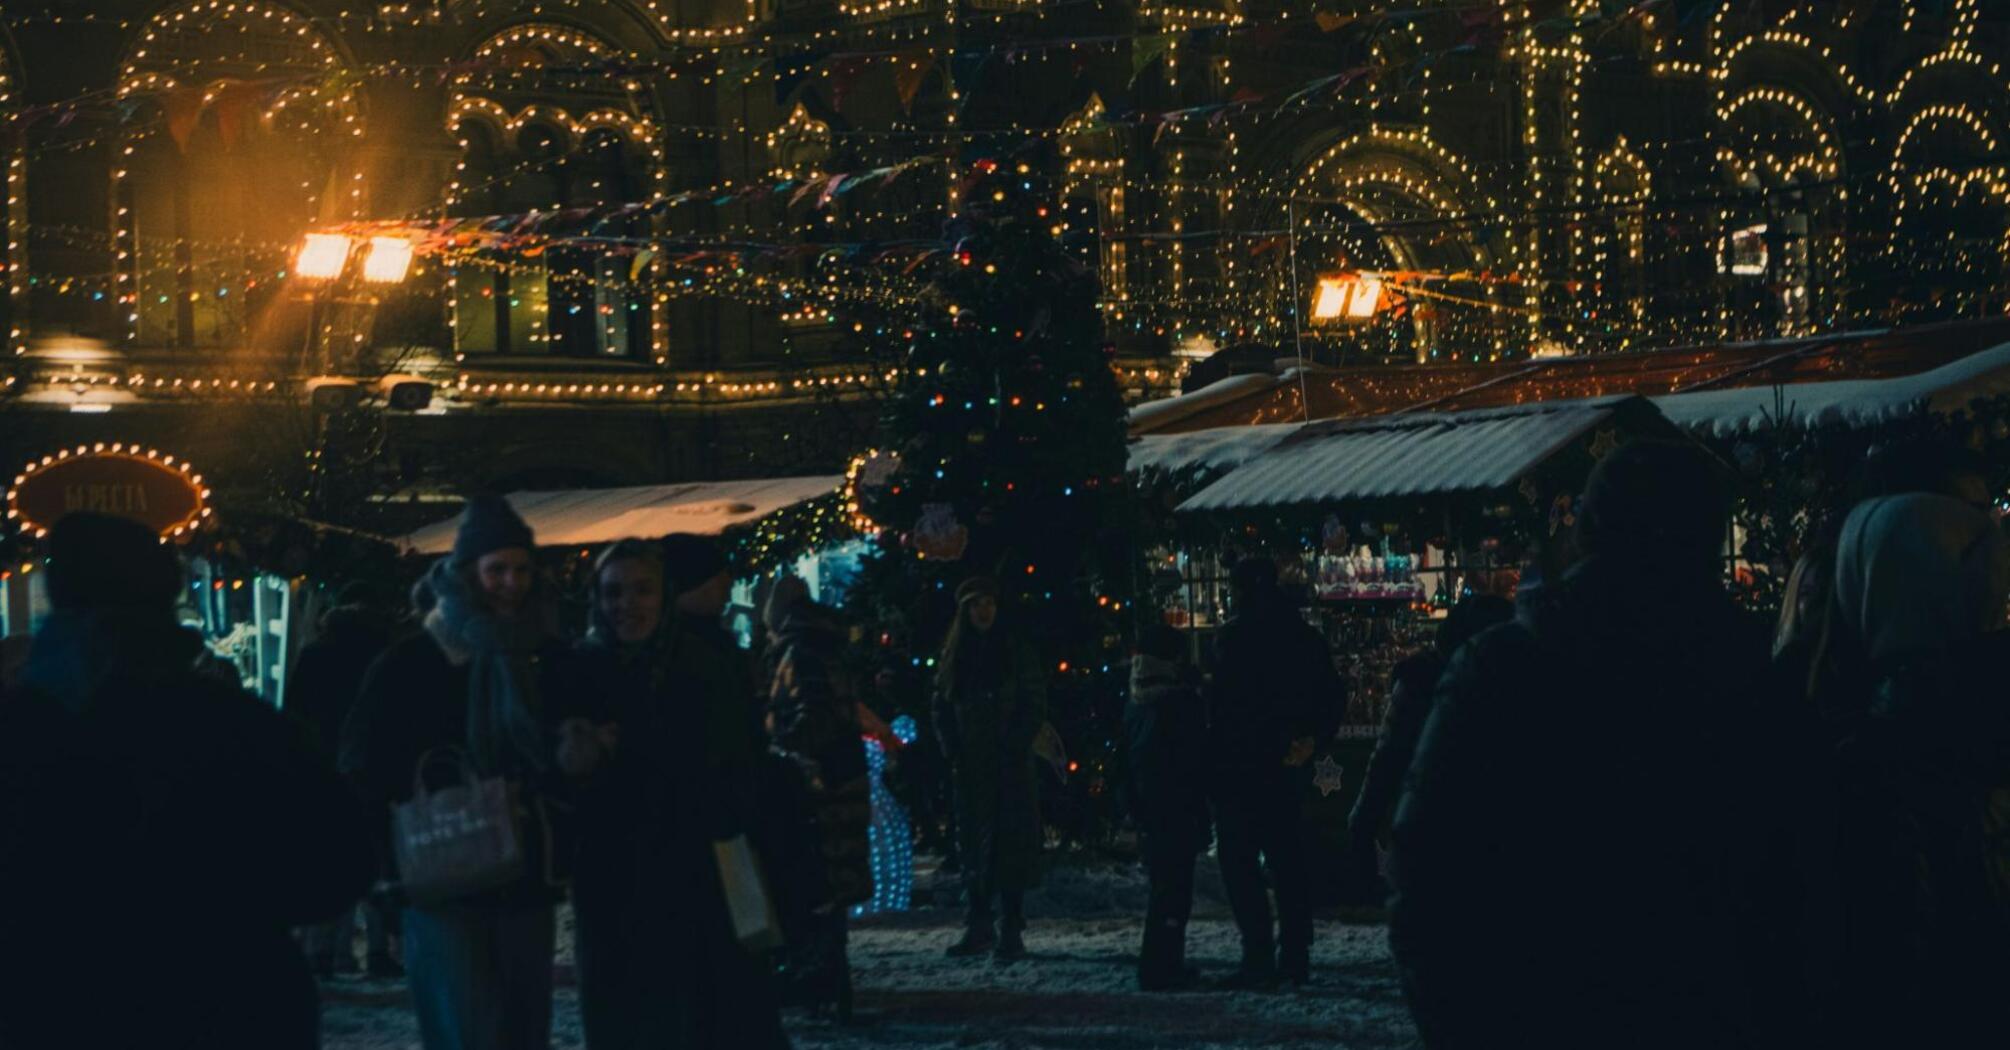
1391, 442, 1804, 1048
1345, 594, 1513, 894
1813, 494, 2010, 1050
289, 580, 401, 978
935, 576, 1047, 963
1126, 624, 1212, 990
1208, 557, 1345, 988
0, 513, 374, 1049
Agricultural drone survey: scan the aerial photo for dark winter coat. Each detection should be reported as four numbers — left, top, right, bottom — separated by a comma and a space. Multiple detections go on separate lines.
649, 611, 791, 1048
1348, 651, 1446, 846
1389, 555, 1805, 1049
570, 618, 786, 1050
666, 611, 770, 841
935, 628, 1047, 892
1124, 654, 1212, 856
0, 610, 376, 1050
285, 606, 394, 761
1823, 630, 2010, 1047
1206, 595, 1346, 801
767, 604, 874, 909
338, 626, 579, 907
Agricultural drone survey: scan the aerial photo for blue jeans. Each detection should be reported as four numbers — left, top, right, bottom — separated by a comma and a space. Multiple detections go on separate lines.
402, 903, 555, 1050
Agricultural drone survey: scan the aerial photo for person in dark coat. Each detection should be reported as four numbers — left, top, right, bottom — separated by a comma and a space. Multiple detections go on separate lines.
934, 576, 1047, 962
764, 574, 873, 1014
339, 494, 577, 1050
650, 533, 791, 1048
566, 539, 666, 1050
1207, 556, 1345, 987
1345, 594, 1513, 894
1390, 441, 1805, 1048
1125, 624, 1212, 990
1812, 493, 2010, 1050
765, 574, 875, 911
0, 513, 375, 1050
288, 580, 401, 978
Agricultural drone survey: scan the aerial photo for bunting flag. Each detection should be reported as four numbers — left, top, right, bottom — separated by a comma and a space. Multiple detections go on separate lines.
1314, 11, 1357, 33
894, 51, 936, 113
161, 88, 205, 153
773, 49, 828, 105
1130, 34, 1174, 85
210, 82, 263, 152
949, 50, 988, 98
816, 172, 848, 208
829, 56, 871, 114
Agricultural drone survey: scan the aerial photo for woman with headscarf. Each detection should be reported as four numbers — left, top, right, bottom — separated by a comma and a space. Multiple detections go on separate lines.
567, 540, 670, 1049
1816, 493, 2010, 1049
339, 495, 578, 1050
933, 576, 1047, 962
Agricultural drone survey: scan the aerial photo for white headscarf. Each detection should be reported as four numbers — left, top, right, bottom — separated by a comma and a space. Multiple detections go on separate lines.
1834, 493, 2010, 669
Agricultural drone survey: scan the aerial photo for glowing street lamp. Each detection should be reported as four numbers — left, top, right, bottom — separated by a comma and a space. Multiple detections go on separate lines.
361, 236, 414, 284
294, 233, 352, 280
1311, 274, 1384, 324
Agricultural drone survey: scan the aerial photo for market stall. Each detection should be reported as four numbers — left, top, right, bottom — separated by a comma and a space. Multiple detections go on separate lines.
1147, 395, 1683, 894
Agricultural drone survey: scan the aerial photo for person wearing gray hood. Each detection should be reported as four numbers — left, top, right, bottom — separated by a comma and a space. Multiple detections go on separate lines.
1812, 493, 2010, 1050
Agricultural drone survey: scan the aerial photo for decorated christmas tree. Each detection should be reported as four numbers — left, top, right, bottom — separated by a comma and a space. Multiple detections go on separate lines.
848, 148, 1134, 845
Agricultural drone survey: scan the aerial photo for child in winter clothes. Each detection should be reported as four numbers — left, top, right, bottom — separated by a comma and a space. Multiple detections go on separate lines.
1125, 625, 1214, 990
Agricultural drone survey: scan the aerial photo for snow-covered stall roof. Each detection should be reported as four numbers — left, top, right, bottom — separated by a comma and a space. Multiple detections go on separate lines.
1125, 373, 1282, 433
1653, 342, 2010, 436
401, 475, 842, 554
1127, 422, 1301, 476
1179, 397, 1643, 513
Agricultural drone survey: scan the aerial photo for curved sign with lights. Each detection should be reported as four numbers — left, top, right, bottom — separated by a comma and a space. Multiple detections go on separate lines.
7, 444, 210, 540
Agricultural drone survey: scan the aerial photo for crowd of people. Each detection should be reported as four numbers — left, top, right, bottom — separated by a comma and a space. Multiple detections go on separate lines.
1, 434, 2006, 1050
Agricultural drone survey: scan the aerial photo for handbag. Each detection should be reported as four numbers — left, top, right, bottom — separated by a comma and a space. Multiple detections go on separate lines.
391, 747, 526, 907
715, 833, 785, 952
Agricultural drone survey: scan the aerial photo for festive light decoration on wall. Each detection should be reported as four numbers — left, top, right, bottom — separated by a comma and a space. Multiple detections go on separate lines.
3, 0, 2009, 378
2, 50, 22, 357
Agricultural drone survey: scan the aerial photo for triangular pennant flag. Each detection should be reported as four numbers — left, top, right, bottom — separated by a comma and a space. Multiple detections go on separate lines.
1130, 34, 1173, 85
629, 248, 656, 283
1314, 11, 1356, 33
774, 49, 828, 105
829, 56, 870, 113
816, 172, 847, 208
161, 88, 205, 153
949, 50, 987, 95
895, 51, 937, 113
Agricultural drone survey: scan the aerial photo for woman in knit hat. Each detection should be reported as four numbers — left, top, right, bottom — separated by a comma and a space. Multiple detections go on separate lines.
933, 576, 1048, 962
339, 493, 581, 1050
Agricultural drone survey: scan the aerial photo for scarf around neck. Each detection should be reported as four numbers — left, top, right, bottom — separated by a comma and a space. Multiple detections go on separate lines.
421, 557, 554, 779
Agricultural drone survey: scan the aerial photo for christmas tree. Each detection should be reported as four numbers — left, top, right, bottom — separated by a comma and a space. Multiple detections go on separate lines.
850, 148, 1134, 846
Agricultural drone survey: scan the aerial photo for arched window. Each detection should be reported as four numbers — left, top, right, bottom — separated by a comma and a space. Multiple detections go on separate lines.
116, 0, 360, 351
446, 25, 661, 361
1714, 87, 1844, 338
1588, 144, 1651, 353
1885, 103, 2010, 324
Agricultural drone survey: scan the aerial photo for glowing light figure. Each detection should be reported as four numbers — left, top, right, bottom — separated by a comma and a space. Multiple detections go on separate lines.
853, 715, 917, 917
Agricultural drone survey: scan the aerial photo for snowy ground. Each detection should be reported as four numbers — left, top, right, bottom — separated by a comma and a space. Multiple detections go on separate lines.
319, 859, 1422, 1050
